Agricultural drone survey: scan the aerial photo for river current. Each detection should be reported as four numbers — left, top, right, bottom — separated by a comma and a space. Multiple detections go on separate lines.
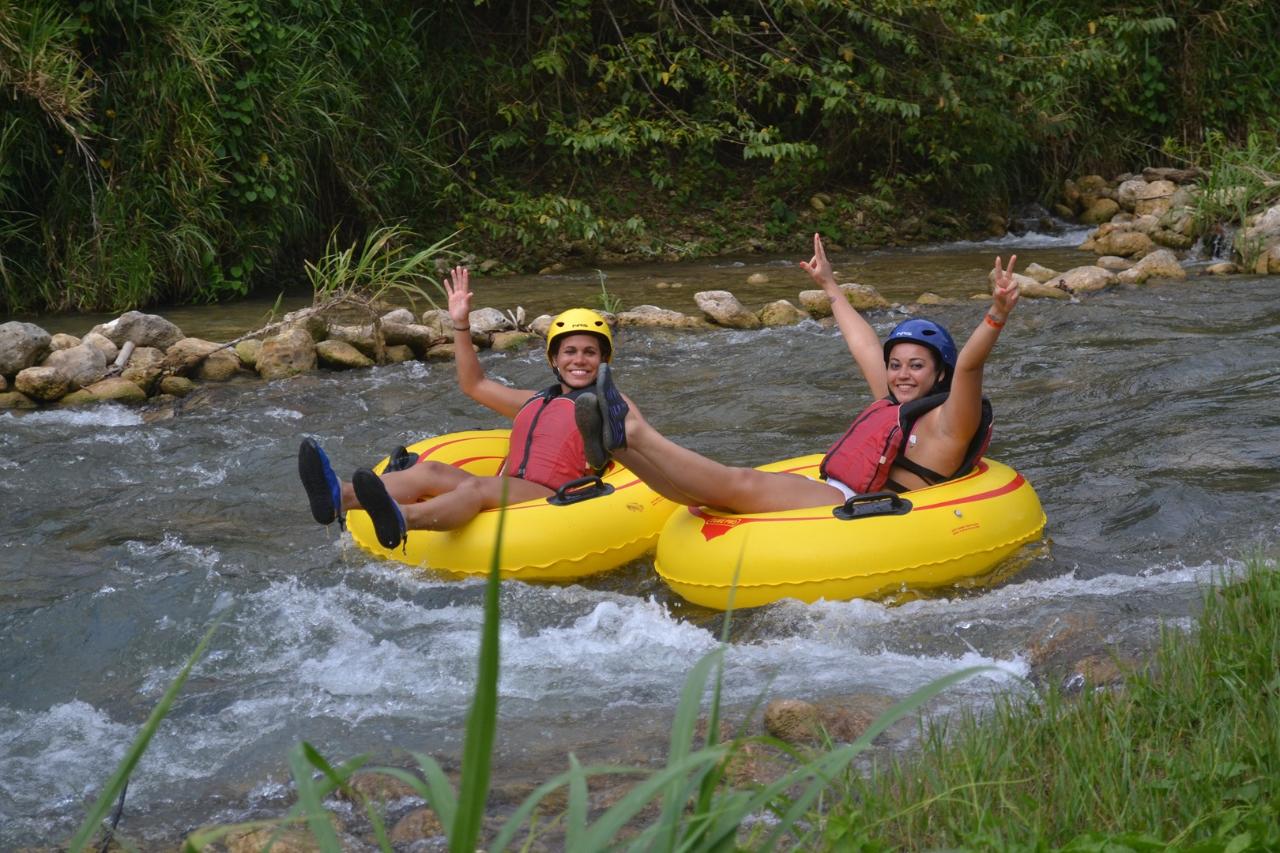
3, 230, 1279, 845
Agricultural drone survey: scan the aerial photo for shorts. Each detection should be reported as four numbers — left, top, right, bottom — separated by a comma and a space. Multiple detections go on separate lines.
812, 474, 858, 503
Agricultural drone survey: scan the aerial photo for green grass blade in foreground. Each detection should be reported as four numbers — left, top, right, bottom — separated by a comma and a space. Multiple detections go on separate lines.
450, 479, 508, 852
288, 743, 344, 852
69, 621, 220, 853
653, 647, 725, 847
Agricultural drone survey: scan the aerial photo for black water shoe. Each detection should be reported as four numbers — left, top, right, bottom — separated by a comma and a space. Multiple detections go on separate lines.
385, 445, 420, 472
298, 438, 342, 525
352, 468, 407, 550
595, 363, 629, 451
575, 392, 609, 471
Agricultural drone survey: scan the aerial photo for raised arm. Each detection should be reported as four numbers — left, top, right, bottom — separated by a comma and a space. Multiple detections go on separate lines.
445, 266, 534, 418
799, 233, 888, 398
935, 255, 1021, 440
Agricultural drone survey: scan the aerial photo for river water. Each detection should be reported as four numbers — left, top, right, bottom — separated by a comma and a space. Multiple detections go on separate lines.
3, 230, 1279, 846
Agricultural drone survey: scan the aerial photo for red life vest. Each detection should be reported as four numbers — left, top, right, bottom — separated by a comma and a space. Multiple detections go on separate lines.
819, 393, 993, 493
504, 385, 592, 490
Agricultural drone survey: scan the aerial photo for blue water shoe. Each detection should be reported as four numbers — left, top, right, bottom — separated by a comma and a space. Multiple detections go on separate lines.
595, 363, 629, 451
352, 468, 407, 550
574, 392, 608, 470
298, 438, 342, 525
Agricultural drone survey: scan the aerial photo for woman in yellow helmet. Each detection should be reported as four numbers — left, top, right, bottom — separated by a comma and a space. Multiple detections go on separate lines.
297, 266, 616, 549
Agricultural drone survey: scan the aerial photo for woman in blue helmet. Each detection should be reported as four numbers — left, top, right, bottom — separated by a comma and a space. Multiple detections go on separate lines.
573, 233, 1021, 513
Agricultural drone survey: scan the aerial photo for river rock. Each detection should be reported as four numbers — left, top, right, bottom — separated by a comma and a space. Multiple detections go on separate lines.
1128, 213, 1160, 235
1095, 255, 1133, 271
799, 283, 889, 317
0, 390, 36, 409
1084, 224, 1155, 258
1251, 242, 1280, 275
1116, 249, 1186, 284
327, 323, 377, 357
1023, 262, 1059, 283
1080, 196, 1119, 224
746, 272, 770, 285
15, 366, 72, 401
82, 376, 148, 404
1203, 262, 1239, 276
616, 305, 706, 329
49, 333, 79, 351
81, 331, 119, 364
987, 271, 1068, 300
468, 307, 512, 334
390, 807, 444, 844
0, 321, 52, 377
120, 346, 166, 389
421, 308, 452, 337
1050, 265, 1118, 294
382, 321, 441, 354
1132, 179, 1177, 217
316, 339, 375, 369
762, 694, 894, 745
385, 344, 414, 363
43, 344, 108, 388
759, 299, 809, 326
380, 307, 416, 325
1115, 178, 1148, 212
280, 307, 328, 342
693, 290, 761, 329
257, 327, 317, 380
234, 339, 262, 368
160, 375, 198, 396
0, 374, 5, 391
168, 338, 241, 381
490, 330, 537, 351
90, 311, 184, 350
57, 388, 98, 407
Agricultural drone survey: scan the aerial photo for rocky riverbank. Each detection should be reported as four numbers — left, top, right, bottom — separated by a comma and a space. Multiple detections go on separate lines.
5, 165, 1279, 411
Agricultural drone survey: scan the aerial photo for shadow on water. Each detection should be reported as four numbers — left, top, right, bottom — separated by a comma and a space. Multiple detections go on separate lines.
3, 233, 1279, 844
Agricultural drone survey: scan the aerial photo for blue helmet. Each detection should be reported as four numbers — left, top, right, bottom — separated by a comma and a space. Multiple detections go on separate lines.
883, 318, 957, 384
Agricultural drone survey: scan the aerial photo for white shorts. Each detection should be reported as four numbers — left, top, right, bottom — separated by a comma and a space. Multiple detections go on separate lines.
812, 475, 858, 502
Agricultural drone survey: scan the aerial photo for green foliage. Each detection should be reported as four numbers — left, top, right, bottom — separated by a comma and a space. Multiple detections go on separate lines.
4, 0, 1279, 313
594, 269, 623, 314
1180, 129, 1280, 270
820, 554, 1280, 850
304, 224, 450, 308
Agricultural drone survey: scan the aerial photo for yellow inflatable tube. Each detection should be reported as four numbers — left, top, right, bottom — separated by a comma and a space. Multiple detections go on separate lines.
655, 456, 1046, 610
349, 430, 678, 581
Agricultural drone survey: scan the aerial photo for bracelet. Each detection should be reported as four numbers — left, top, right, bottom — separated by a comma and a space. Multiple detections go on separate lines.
984, 313, 1006, 330
453, 325, 471, 332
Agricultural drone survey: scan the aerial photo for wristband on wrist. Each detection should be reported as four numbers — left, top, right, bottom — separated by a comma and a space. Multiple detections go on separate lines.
984, 312, 1006, 330
453, 325, 471, 332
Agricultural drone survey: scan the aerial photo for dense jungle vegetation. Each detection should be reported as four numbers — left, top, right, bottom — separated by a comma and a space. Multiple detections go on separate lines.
2, 0, 1277, 313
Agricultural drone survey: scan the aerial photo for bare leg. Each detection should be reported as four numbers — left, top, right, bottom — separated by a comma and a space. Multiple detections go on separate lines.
616, 403, 844, 513
398, 475, 552, 531
339, 460, 470, 511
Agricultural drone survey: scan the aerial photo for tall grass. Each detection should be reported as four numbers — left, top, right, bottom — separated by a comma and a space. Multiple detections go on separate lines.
821, 555, 1280, 851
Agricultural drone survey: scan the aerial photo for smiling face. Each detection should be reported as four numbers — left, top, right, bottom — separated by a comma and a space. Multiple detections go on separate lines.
551, 333, 605, 389
885, 342, 943, 402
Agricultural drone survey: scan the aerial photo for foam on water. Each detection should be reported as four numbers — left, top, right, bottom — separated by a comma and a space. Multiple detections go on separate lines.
921, 226, 1095, 251
1, 404, 145, 428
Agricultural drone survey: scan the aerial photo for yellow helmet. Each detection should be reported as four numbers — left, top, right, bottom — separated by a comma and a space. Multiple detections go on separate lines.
545, 308, 613, 363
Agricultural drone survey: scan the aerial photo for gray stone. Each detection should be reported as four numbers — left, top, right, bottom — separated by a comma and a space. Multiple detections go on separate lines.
468, 307, 512, 334
1116, 249, 1187, 285
43, 344, 107, 388
0, 390, 37, 409
83, 376, 148, 404
120, 346, 166, 390
234, 339, 262, 368
316, 339, 375, 369
380, 307, 416, 325
257, 327, 317, 380
1023, 262, 1059, 283
382, 321, 442, 354
694, 290, 761, 329
616, 305, 707, 329
15, 366, 72, 401
90, 311, 183, 350
81, 331, 119, 364
759, 299, 808, 326
1049, 265, 1118, 294
49, 333, 80, 351
0, 321, 51, 376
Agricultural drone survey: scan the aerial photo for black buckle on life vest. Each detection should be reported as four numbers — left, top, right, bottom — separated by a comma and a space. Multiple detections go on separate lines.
547, 475, 615, 506
832, 490, 913, 520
